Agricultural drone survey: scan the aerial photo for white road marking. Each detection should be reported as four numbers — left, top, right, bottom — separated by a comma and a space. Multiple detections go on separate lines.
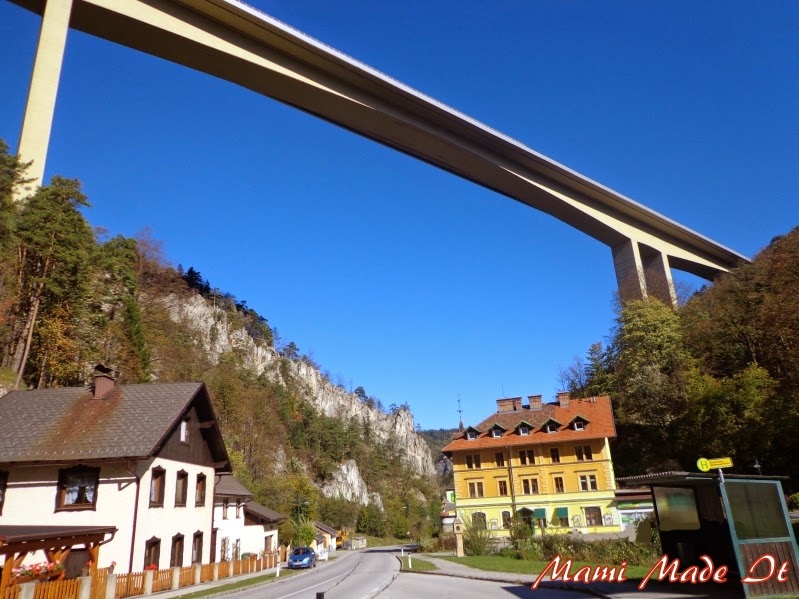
274, 572, 348, 599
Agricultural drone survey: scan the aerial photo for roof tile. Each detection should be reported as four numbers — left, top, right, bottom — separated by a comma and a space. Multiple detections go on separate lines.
0, 382, 205, 464
442, 396, 615, 453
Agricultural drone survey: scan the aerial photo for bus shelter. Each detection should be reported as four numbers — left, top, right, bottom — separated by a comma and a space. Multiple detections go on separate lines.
618, 472, 799, 598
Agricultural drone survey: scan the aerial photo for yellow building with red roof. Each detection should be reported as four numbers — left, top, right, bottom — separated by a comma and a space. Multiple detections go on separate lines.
442, 393, 622, 536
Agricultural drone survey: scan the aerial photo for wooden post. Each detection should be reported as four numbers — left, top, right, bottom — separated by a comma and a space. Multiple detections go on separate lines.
87, 544, 100, 577
1, 552, 29, 590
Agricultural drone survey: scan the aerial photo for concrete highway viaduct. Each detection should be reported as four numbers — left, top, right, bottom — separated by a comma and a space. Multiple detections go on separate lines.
9, 0, 749, 303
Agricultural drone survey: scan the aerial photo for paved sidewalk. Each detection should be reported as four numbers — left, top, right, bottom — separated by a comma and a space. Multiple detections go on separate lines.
152, 554, 341, 599
153, 566, 283, 599
412, 554, 744, 599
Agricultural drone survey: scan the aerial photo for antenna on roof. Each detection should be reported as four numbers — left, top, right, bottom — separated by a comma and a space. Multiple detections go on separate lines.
457, 394, 464, 432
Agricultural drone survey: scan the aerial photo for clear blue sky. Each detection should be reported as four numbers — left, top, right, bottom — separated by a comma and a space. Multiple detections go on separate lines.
1, 1, 797, 429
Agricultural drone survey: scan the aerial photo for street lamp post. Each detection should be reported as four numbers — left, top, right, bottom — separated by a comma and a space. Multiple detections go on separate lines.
404, 504, 411, 544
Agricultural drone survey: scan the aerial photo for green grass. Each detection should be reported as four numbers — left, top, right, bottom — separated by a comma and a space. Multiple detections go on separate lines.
400, 556, 438, 572
172, 571, 298, 599
439, 555, 651, 580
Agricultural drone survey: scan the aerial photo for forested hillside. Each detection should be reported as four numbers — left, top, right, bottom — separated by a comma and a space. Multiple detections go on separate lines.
561, 227, 799, 485
0, 140, 438, 541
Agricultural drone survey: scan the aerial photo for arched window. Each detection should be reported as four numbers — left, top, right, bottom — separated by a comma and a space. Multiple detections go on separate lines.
192, 531, 203, 564
170, 534, 185, 568
144, 537, 161, 570
149, 467, 165, 507
501, 511, 511, 529
472, 512, 487, 530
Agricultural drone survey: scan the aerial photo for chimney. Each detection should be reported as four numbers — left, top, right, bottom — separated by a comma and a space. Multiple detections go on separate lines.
556, 391, 571, 408
527, 394, 543, 410
92, 364, 117, 399
496, 397, 523, 413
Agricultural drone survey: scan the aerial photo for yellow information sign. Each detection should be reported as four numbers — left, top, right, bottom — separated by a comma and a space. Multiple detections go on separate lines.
697, 457, 733, 472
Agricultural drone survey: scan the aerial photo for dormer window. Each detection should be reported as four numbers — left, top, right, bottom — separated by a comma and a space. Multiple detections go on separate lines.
466, 430, 477, 441
491, 429, 502, 438
573, 421, 585, 431
519, 426, 529, 436
545, 423, 559, 433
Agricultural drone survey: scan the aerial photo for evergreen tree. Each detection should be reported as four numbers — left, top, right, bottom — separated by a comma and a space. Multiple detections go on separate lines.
6, 177, 93, 388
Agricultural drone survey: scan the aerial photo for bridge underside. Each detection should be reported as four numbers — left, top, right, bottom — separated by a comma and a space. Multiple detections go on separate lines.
11, 0, 749, 303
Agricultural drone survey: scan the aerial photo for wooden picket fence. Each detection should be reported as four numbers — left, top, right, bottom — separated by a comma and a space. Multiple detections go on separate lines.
32, 578, 80, 599
9, 551, 282, 599
114, 572, 143, 599
263, 552, 277, 569
178, 568, 193, 588
90, 568, 109, 599
150, 570, 171, 594
199, 564, 214, 583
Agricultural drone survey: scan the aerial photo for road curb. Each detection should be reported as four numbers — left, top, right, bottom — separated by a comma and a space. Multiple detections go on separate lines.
395, 554, 613, 598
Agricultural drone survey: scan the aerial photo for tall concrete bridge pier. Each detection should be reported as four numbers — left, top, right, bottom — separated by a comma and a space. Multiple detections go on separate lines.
9, 0, 749, 303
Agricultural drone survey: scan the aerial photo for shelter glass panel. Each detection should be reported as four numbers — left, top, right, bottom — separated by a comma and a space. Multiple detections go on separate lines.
653, 486, 700, 531
725, 481, 789, 540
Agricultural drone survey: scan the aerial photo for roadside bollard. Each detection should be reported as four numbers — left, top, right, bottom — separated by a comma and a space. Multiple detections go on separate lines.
276, 562, 280, 578
408, 554, 412, 569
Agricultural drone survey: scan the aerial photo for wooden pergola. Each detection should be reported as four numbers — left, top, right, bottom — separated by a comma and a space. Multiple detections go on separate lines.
0, 525, 116, 590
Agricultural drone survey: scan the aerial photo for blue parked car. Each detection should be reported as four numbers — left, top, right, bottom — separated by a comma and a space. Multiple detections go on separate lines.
287, 546, 317, 569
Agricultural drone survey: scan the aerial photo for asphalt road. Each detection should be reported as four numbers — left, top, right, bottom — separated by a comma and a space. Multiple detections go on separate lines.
234, 548, 586, 599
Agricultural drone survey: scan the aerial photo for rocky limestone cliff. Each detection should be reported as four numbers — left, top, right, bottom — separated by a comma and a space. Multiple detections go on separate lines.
321, 459, 370, 504
320, 459, 386, 512
164, 293, 436, 480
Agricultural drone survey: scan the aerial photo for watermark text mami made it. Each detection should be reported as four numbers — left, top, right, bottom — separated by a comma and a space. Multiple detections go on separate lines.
531, 554, 793, 590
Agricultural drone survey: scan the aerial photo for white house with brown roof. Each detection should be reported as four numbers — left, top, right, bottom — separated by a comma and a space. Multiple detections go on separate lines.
312, 522, 337, 555
212, 475, 285, 561
243, 501, 284, 554
0, 373, 230, 574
